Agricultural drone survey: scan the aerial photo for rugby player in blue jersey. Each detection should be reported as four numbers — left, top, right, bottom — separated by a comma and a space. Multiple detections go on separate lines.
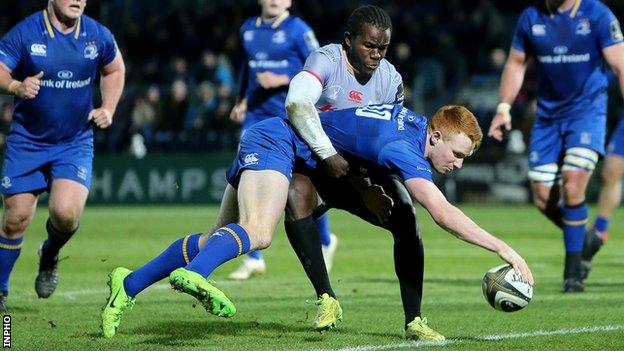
488, 0, 624, 292
0, 0, 124, 312
101, 103, 534, 339
227, 0, 338, 280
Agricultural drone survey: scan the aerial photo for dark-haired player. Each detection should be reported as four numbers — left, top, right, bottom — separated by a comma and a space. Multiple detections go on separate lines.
488, 0, 624, 292
0, 0, 124, 312
282, 5, 443, 339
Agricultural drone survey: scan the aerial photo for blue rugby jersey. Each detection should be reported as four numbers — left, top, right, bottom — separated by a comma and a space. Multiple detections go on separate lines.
318, 104, 432, 181
0, 10, 117, 143
512, 0, 623, 121
238, 11, 319, 120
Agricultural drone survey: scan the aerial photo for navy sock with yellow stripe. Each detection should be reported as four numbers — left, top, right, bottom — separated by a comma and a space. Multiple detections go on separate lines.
185, 223, 251, 278
123, 233, 200, 298
562, 202, 588, 253
0, 236, 23, 294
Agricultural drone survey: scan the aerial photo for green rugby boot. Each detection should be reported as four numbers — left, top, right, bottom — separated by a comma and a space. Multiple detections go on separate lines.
101, 267, 135, 338
313, 293, 342, 331
169, 268, 236, 317
405, 316, 445, 341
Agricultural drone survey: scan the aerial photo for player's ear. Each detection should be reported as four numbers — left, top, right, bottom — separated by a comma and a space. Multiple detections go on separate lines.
343, 32, 353, 50
430, 130, 442, 146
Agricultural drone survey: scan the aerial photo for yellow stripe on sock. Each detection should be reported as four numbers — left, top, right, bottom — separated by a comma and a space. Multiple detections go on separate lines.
0, 242, 23, 250
562, 219, 588, 226
220, 227, 243, 256
182, 235, 190, 264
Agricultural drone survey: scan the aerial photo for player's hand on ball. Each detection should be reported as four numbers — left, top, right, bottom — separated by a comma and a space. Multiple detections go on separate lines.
88, 108, 113, 128
497, 246, 534, 285
362, 184, 394, 223
229, 99, 247, 124
488, 103, 512, 141
16, 71, 44, 99
322, 154, 349, 178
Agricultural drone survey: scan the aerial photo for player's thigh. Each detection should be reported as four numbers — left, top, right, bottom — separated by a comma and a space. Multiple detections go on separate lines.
237, 170, 289, 246
48, 179, 89, 224
1, 192, 39, 235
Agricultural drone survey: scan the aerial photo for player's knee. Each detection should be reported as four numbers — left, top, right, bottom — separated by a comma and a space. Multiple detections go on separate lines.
2, 213, 31, 237
49, 209, 80, 233
601, 164, 624, 185
285, 176, 316, 220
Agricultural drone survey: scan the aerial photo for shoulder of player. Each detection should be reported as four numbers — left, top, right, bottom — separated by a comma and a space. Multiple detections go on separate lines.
283, 16, 312, 32
240, 17, 257, 31
312, 43, 342, 61
583, 0, 615, 19
12, 11, 42, 33
378, 58, 403, 84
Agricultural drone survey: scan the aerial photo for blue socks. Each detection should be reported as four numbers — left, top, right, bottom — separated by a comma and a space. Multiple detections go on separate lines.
247, 250, 263, 260
124, 233, 201, 298
186, 224, 251, 278
316, 213, 332, 247
0, 236, 23, 294
562, 203, 588, 253
592, 216, 610, 238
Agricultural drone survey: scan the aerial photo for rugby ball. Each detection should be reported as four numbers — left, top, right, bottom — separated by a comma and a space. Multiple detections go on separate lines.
482, 264, 532, 312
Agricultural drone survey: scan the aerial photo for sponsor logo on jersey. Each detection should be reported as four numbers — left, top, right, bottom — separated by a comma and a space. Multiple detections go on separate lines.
532, 24, 546, 36
30, 43, 47, 57
1, 177, 11, 189
272, 30, 286, 44
84, 42, 98, 60
611, 20, 623, 42
255, 52, 268, 60
243, 153, 259, 166
57, 70, 74, 79
348, 90, 363, 103
553, 46, 568, 54
77, 166, 88, 180
244, 30, 254, 42
576, 19, 591, 35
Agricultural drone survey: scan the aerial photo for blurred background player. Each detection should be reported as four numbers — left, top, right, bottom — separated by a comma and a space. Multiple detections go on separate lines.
583, 71, 624, 279
0, 0, 124, 312
227, 0, 337, 280
283, 5, 440, 339
488, 0, 624, 292
102, 103, 534, 339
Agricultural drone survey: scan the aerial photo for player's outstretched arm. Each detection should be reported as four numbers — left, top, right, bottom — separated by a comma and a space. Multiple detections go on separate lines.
488, 48, 528, 141
89, 52, 125, 129
0, 63, 43, 99
405, 177, 534, 284
285, 71, 349, 177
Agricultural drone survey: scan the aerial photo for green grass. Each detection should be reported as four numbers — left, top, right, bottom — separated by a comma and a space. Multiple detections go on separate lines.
6, 205, 624, 350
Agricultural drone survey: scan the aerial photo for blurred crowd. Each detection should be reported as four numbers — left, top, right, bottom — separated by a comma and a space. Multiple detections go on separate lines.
0, 0, 622, 155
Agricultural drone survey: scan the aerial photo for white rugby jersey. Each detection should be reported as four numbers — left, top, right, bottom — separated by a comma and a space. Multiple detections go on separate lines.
302, 43, 404, 112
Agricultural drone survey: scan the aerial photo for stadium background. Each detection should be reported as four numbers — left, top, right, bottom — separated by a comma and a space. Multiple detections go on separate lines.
0, 0, 623, 204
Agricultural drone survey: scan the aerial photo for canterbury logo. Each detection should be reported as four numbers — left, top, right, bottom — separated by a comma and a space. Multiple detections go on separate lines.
348, 90, 363, 103
30, 43, 47, 56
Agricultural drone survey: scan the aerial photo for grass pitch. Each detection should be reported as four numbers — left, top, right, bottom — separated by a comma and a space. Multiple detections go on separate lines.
6, 205, 624, 350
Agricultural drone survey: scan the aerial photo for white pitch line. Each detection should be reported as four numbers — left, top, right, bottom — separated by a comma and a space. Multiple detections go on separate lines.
10, 280, 240, 301
313, 325, 624, 351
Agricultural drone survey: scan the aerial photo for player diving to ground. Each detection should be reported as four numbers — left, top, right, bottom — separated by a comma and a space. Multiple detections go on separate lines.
101, 103, 533, 339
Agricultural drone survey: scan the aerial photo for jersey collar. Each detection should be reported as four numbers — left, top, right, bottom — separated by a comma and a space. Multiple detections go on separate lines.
255, 11, 290, 29
545, 0, 582, 18
43, 9, 82, 40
